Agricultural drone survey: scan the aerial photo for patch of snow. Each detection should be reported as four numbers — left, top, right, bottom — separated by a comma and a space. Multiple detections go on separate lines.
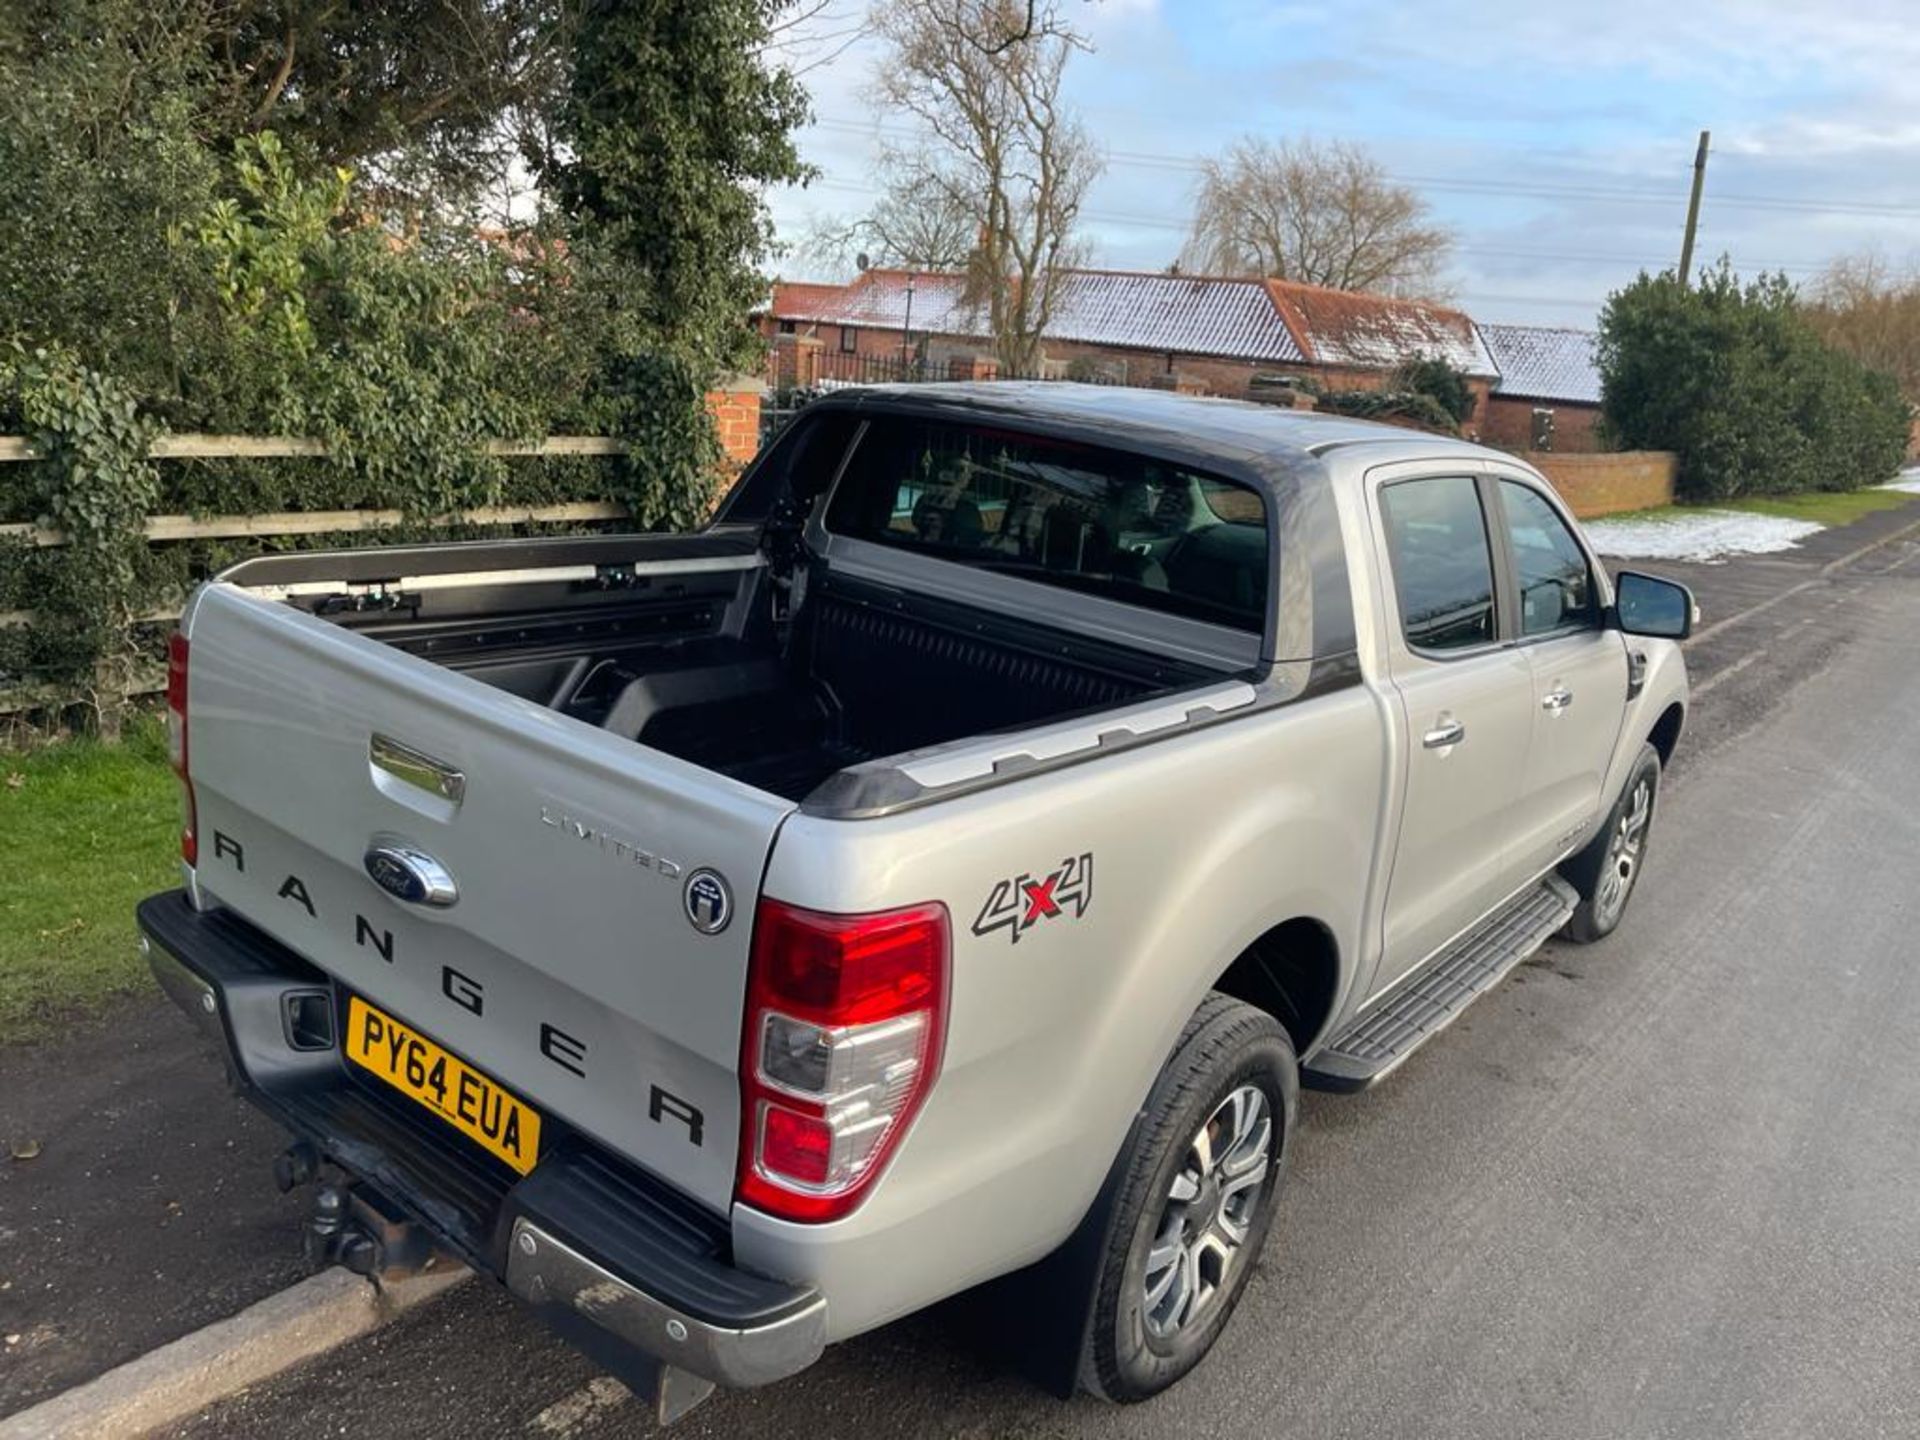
1584, 509, 1824, 563
1884, 469, 1920, 495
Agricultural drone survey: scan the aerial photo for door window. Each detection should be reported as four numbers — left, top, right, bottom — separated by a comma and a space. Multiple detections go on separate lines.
1498, 480, 1600, 636
1379, 476, 1497, 652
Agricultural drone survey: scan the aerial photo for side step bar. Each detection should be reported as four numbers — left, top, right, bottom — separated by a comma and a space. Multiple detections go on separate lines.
1304, 876, 1578, 1092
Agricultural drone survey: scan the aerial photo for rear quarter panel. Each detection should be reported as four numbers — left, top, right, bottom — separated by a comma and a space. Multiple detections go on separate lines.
733, 683, 1388, 1339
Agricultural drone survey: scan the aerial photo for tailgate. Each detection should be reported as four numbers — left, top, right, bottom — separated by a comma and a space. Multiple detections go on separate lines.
181, 582, 794, 1212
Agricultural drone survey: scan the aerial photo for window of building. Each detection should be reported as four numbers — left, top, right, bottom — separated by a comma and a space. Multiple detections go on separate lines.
839, 326, 859, 354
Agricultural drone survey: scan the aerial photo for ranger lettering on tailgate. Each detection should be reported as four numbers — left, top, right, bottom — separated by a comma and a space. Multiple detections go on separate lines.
202, 825, 706, 1146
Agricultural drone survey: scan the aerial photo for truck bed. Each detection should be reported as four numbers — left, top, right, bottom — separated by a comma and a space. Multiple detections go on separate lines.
236, 538, 1219, 806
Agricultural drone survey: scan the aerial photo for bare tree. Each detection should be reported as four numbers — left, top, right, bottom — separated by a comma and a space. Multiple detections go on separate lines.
871, 0, 1101, 373
1806, 250, 1920, 400
1180, 137, 1452, 298
801, 168, 981, 272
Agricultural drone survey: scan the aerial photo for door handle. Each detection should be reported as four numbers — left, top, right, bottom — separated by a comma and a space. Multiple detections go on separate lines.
1422, 718, 1466, 749
1541, 686, 1574, 713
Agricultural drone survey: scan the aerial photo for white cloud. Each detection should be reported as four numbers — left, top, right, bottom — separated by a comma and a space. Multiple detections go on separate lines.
762, 0, 1920, 327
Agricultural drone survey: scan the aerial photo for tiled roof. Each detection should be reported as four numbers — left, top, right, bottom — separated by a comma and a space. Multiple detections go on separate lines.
1043, 271, 1307, 362
1265, 281, 1498, 377
768, 280, 866, 322
768, 268, 1507, 375
770, 269, 1307, 363
1479, 323, 1602, 405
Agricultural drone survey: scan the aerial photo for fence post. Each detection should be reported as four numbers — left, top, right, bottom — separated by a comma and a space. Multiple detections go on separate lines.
91, 658, 127, 741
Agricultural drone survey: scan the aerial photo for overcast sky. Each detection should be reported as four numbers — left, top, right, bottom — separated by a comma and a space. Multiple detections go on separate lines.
764, 0, 1920, 329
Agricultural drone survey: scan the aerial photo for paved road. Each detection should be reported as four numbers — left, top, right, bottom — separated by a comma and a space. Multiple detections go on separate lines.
0, 999, 310, 1413
156, 527, 1920, 1438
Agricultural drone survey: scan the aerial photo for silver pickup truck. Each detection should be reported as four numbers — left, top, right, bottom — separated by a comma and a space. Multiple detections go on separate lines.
141, 384, 1693, 1420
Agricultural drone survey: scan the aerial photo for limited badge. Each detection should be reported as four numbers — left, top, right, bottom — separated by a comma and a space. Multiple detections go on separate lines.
683, 868, 732, 934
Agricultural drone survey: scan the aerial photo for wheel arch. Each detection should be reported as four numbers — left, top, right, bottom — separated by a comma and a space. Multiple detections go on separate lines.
1211, 916, 1342, 1057
1648, 700, 1685, 765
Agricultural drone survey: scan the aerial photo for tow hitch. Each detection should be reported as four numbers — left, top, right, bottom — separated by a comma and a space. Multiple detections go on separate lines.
275, 1143, 440, 1282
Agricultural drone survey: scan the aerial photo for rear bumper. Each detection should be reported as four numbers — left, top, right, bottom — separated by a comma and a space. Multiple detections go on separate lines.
137, 889, 825, 1392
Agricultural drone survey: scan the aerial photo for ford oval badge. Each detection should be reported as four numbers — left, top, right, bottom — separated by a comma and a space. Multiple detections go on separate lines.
364, 839, 458, 908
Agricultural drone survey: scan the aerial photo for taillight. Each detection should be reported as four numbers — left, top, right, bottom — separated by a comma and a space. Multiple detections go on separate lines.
166, 631, 196, 866
736, 899, 949, 1223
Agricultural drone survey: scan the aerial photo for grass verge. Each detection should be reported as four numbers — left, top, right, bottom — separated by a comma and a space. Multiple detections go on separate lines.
1723, 489, 1918, 527
1586, 487, 1919, 530
1, 718, 177, 1042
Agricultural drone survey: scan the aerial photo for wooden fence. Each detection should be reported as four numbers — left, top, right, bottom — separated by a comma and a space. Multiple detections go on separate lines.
0, 433, 640, 714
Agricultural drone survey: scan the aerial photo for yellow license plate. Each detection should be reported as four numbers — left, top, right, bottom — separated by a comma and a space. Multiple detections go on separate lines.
344, 996, 542, 1175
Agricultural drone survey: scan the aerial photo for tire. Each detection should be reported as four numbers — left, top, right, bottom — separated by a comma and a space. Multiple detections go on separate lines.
1558, 742, 1661, 944
1080, 993, 1298, 1402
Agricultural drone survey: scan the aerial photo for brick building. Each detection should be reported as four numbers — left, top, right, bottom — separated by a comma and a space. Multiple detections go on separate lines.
761, 267, 1499, 415
1477, 324, 1605, 453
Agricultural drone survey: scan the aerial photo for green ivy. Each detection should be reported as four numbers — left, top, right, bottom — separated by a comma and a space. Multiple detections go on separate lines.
1, 0, 818, 726
1315, 387, 1461, 434
1392, 357, 1478, 424
0, 345, 160, 717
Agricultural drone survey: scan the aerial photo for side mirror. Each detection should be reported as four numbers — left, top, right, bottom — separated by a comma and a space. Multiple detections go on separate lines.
1613, 570, 1697, 640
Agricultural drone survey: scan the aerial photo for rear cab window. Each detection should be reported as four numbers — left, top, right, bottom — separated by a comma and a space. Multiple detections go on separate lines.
822, 416, 1271, 633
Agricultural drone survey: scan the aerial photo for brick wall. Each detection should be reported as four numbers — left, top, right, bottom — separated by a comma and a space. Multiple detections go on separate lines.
1483, 396, 1604, 453
1525, 451, 1676, 518
758, 317, 1505, 432
1030, 339, 1379, 399
704, 378, 764, 468
762, 318, 911, 365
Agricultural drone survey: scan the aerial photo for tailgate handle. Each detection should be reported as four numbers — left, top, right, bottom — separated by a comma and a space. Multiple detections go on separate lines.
371, 733, 466, 807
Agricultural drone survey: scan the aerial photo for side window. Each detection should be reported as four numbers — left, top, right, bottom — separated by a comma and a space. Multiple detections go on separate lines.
1498, 480, 1600, 636
1379, 476, 1497, 653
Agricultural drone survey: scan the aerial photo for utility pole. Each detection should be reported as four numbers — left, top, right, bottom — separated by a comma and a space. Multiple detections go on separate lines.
902, 272, 916, 374
1678, 130, 1710, 288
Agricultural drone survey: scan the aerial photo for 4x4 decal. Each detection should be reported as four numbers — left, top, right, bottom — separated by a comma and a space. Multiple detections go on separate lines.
971, 853, 1093, 944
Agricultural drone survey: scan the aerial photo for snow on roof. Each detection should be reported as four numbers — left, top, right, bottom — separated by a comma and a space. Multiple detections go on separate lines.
1479, 323, 1602, 405
1042, 271, 1307, 362
768, 268, 1510, 375
1264, 281, 1498, 377
767, 280, 868, 322
771, 269, 1308, 363
771, 268, 1313, 366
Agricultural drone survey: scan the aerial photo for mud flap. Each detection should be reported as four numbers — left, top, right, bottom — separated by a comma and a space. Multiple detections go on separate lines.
528, 1302, 717, 1425
972, 1105, 1147, 1397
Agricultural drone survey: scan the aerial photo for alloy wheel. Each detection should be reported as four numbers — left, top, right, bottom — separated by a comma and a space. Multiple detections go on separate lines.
1594, 775, 1653, 929
1141, 1084, 1273, 1341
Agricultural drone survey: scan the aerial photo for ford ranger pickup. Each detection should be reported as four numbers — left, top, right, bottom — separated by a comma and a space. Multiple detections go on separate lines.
140, 384, 1695, 1420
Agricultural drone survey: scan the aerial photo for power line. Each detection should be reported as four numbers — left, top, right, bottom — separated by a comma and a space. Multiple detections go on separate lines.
799, 177, 1832, 275
803, 117, 1920, 219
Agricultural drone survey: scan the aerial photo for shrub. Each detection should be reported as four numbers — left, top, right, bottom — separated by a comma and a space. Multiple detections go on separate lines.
1597, 262, 1909, 502
1393, 356, 1477, 423
1315, 388, 1460, 434
1, 0, 813, 721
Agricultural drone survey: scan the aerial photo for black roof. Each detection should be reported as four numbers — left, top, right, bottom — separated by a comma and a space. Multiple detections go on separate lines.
833, 381, 1452, 473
